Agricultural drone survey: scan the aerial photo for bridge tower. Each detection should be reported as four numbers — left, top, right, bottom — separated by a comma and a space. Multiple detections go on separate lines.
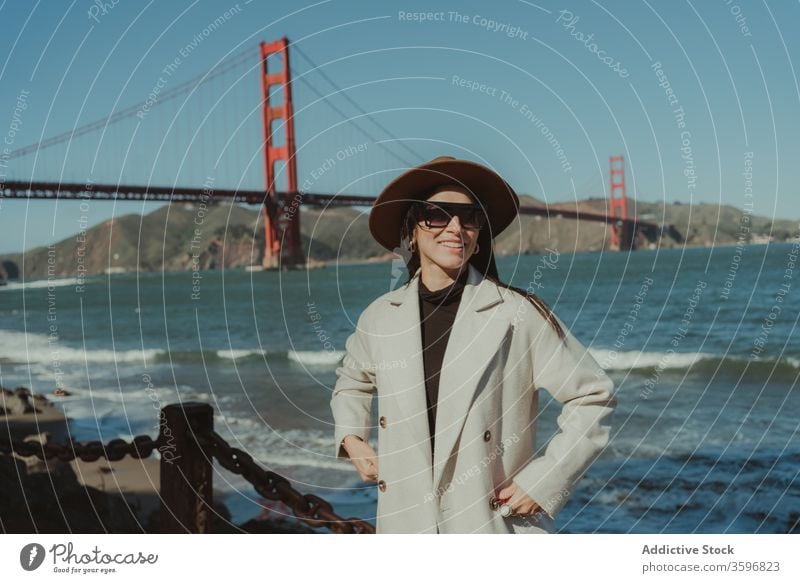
260, 37, 303, 269
609, 155, 634, 250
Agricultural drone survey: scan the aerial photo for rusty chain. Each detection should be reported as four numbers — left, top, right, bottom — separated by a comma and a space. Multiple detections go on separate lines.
1, 429, 375, 534
0, 435, 162, 462
196, 429, 376, 534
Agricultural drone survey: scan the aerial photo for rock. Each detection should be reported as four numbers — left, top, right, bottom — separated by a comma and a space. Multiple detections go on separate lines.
0, 388, 36, 415
0, 453, 144, 533
143, 499, 236, 533
237, 516, 317, 533
13, 433, 59, 475
13, 387, 31, 398
0, 385, 70, 442
234, 499, 318, 533
0, 455, 26, 484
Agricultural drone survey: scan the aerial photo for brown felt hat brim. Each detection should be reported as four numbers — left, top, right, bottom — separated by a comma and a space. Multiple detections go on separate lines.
368, 156, 520, 252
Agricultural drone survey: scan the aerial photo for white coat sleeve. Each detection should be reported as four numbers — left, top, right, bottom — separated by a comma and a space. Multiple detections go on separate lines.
512, 310, 617, 520
330, 308, 377, 460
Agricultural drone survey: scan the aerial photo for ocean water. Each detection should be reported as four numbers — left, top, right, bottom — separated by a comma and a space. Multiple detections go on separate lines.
1, 243, 798, 533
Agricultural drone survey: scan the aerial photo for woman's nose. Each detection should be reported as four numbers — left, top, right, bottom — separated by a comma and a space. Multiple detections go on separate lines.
444, 215, 465, 234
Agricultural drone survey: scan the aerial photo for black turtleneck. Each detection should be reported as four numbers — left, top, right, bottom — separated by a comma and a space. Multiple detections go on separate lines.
418, 268, 469, 455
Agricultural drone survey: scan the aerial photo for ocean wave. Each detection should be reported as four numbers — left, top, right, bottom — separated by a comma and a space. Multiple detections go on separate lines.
215, 349, 345, 365
288, 350, 346, 366
0, 329, 348, 367
158, 348, 346, 365
217, 349, 266, 361
50, 387, 354, 473
0, 329, 163, 364
592, 348, 711, 371
4, 326, 793, 380
593, 347, 800, 379
162, 349, 345, 364
0, 276, 87, 292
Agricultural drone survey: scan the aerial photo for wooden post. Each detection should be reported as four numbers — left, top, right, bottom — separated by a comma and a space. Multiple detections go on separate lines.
159, 402, 214, 533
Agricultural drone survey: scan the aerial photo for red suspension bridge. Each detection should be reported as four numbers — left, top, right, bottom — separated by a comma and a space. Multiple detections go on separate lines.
0, 36, 682, 269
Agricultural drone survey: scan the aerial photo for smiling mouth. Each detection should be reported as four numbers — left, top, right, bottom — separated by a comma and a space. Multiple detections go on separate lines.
438, 241, 464, 248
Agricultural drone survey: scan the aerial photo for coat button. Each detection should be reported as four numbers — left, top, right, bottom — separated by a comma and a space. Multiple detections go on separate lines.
483, 430, 492, 442
378, 480, 387, 492
379, 416, 387, 428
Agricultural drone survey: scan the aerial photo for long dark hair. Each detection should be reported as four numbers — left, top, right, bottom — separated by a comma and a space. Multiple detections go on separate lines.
400, 203, 566, 341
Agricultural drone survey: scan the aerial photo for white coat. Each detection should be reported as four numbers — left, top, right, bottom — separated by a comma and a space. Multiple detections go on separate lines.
331, 263, 617, 533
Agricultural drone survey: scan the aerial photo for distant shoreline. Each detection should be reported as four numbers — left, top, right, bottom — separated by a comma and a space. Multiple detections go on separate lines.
1, 240, 796, 284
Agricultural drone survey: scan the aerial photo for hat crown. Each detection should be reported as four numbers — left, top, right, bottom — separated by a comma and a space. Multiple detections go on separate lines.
428, 156, 457, 164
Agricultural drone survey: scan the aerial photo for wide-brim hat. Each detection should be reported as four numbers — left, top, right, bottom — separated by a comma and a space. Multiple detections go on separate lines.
368, 156, 519, 255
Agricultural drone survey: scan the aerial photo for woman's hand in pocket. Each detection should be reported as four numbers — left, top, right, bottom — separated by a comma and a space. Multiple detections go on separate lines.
496, 481, 544, 517
343, 435, 379, 482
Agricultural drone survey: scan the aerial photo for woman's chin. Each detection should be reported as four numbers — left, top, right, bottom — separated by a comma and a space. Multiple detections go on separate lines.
431, 252, 468, 269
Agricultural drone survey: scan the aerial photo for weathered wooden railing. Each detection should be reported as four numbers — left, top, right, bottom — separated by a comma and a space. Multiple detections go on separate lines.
0, 401, 375, 534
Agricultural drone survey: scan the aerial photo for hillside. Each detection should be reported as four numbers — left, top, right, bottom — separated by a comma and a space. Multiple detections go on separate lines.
0, 201, 386, 278
1, 196, 794, 279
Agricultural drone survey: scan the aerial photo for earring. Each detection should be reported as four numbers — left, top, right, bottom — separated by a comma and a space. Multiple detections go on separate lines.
473, 242, 480, 255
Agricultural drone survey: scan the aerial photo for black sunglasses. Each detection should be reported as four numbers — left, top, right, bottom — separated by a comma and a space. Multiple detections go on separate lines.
411, 201, 488, 231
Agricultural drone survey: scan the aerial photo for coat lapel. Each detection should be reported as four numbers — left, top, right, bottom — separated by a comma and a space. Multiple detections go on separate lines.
383, 263, 511, 493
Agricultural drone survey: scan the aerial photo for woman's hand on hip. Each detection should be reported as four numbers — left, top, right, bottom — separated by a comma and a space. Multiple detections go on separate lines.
496, 481, 544, 517
343, 435, 379, 482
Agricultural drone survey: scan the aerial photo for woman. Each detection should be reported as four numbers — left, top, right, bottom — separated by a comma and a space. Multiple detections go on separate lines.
331, 156, 617, 534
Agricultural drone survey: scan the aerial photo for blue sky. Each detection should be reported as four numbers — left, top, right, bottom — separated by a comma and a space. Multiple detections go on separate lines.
1, 0, 798, 254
